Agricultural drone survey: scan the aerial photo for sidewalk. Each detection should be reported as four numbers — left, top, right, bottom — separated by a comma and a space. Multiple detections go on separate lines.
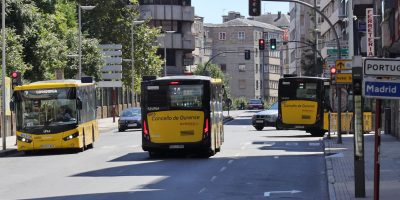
325, 133, 400, 200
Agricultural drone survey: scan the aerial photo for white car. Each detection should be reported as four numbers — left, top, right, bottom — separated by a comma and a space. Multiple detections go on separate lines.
251, 102, 281, 131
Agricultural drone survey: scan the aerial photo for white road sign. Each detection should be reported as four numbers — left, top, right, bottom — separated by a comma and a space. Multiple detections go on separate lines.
364, 58, 400, 76
97, 81, 122, 88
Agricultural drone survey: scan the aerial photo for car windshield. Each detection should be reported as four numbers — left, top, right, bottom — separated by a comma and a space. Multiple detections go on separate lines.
249, 99, 262, 104
269, 103, 278, 110
121, 109, 141, 117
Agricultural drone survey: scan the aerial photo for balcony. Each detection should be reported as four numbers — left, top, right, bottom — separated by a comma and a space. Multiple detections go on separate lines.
140, 5, 194, 21
156, 33, 194, 50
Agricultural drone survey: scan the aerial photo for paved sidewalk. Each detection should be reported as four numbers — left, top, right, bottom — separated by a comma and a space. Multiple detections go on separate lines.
325, 133, 400, 200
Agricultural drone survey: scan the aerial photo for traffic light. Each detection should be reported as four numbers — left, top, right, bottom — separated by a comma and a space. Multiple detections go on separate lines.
330, 67, 336, 83
244, 50, 251, 60
249, 0, 261, 16
11, 71, 22, 87
258, 39, 265, 50
270, 38, 277, 50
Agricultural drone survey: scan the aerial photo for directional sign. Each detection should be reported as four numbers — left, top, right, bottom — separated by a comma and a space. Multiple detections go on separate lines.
97, 81, 122, 88
363, 79, 400, 99
336, 73, 352, 84
336, 59, 352, 70
364, 58, 400, 76
327, 49, 349, 56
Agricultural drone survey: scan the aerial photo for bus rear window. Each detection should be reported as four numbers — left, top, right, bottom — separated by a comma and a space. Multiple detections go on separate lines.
146, 87, 168, 108
169, 85, 203, 109
281, 81, 318, 100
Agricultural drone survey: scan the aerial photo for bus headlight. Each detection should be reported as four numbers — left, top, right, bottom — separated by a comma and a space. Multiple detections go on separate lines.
17, 133, 32, 143
63, 132, 79, 141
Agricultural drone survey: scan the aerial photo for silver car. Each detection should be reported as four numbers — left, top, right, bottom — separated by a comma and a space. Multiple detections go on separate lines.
252, 102, 281, 131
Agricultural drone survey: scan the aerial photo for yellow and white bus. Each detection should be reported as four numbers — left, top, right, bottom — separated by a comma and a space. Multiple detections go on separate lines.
141, 76, 224, 157
12, 79, 99, 153
276, 76, 330, 136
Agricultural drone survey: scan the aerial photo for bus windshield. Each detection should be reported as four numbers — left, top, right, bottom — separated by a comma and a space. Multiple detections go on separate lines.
280, 81, 318, 100
16, 88, 77, 129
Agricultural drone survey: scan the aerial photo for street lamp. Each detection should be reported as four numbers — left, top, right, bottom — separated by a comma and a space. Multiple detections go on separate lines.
78, 5, 96, 79
163, 30, 175, 76
131, 20, 144, 106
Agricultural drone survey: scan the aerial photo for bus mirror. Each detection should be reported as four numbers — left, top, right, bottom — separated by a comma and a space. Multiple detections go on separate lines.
77, 99, 83, 110
10, 101, 15, 111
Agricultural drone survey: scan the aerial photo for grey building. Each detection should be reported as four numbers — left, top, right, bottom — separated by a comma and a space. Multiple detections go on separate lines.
205, 18, 283, 103
139, 0, 195, 75
192, 16, 211, 70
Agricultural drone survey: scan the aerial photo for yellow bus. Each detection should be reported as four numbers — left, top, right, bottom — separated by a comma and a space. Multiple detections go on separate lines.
141, 76, 224, 158
12, 79, 99, 154
276, 76, 330, 136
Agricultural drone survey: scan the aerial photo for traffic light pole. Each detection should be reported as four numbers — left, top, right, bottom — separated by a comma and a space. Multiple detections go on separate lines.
2, 0, 7, 150
261, 0, 343, 137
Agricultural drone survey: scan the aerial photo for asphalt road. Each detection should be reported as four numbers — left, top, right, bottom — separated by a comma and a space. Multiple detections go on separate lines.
0, 110, 328, 200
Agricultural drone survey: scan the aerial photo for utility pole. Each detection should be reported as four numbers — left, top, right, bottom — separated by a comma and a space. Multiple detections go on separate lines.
2, 0, 7, 150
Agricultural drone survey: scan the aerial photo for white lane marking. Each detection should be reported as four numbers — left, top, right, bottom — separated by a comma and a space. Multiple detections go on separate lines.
220, 166, 227, 172
198, 188, 206, 194
264, 190, 302, 197
235, 153, 240, 157
210, 176, 217, 182
129, 189, 163, 193
101, 145, 116, 149
285, 142, 298, 146
308, 142, 321, 146
274, 156, 279, 159
263, 142, 275, 146
325, 152, 344, 158
228, 160, 234, 164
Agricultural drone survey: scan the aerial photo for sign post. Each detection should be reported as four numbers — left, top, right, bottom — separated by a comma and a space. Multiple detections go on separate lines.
352, 57, 365, 197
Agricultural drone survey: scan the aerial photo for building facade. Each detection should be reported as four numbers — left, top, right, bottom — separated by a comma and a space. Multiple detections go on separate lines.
205, 18, 283, 103
139, 0, 195, 75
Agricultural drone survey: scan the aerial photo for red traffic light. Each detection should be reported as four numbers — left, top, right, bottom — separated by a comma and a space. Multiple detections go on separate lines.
258, 39, 265, 50
330, 67, 337, 74
11, 71, 19, 78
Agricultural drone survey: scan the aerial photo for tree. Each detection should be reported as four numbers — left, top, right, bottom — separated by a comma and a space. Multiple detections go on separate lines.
81, 0, 163, 91
193, 63, 230, 98
0, 28, 29, 77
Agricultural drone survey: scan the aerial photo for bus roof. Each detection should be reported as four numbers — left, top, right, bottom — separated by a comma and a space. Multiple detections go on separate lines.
280, 76, 329, 81
154, 75, 222, 84
14, 79, 95, 91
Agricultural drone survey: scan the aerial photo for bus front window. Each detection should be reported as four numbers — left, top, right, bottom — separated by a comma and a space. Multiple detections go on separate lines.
22, 99, 77, 128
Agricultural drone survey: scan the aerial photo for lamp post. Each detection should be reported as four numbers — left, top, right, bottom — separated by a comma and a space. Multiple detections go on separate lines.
131, 20, 144, 106
78, 5, 95, 79
163, 31, 175, 76
2, 0, 6, 150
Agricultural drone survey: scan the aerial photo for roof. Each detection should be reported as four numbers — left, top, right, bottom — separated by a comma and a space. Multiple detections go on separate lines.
250, 14, 290, 29
206, 18, 282, 32
14, 79, 94, 91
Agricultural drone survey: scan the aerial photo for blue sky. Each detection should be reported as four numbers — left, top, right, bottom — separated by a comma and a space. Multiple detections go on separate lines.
192, 0, 290, 24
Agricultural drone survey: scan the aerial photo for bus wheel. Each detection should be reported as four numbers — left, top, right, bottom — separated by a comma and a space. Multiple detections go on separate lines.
87, 128, 95, 149
255, 125, 264, 131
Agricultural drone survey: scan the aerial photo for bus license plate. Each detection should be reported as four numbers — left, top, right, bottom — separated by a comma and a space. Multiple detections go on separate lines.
169, 145, 184, 149
40, 144, 55, 149
256, 120, 264, 123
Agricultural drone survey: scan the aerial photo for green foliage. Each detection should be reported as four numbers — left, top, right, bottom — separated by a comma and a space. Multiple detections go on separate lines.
0, 28, 29, 77
193, 63, 231, 98
232, 97, 247, 110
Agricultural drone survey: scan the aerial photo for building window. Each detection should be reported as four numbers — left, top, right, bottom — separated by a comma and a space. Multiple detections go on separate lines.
255, 64, 258, 74
219, 32, 226, 40
256, 80, 259, 90
239, 80, 246, 89
220, 64, 226, 72
238, 64, 246, 72
238, 31, 245, 40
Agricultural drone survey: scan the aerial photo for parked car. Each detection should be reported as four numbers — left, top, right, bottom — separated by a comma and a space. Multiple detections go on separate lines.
118, 107, 141, 132
247, 99, 264, 110
252, 102, 281, 131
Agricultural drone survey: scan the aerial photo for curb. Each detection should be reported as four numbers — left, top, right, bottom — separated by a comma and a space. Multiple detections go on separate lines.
0, 148, 18, 157
223, 116, 234, 124
323, 136, 336, 200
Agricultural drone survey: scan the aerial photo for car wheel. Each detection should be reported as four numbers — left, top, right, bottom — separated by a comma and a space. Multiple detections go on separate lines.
275, 121, 283, 130
255, 125, 264, 131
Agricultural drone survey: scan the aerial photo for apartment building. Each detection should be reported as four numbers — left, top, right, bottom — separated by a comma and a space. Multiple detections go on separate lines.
289, 0, 322, 76
205, 18, 283, 103
139, 0, 195, 75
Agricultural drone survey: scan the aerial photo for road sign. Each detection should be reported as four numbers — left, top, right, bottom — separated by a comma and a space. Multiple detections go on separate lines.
336, 73, 352, 84
336, 59, 352, 70
327, 49, 349, 56
101, 73, 122, 80
102, 65, 122, 72
104, 57, 122, 64
364, 58, 400, 76
102, 50, 122, 56
97, 81, 122, 88
363, 79, 400, 99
